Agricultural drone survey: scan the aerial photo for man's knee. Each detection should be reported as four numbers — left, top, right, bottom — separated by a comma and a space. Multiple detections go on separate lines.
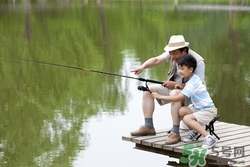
142, 91, 153, 100
142, 85, 157, 99
179, 108, 186, 118
148, 84, 158, 92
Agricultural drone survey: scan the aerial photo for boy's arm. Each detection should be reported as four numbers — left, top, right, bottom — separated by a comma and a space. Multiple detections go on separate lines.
151, 92, 185, 102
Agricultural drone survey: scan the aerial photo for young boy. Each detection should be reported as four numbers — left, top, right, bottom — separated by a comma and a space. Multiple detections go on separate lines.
151, 54, 217, 149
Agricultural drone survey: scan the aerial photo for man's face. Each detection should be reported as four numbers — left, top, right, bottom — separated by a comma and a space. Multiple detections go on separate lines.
169, 49, 186, 63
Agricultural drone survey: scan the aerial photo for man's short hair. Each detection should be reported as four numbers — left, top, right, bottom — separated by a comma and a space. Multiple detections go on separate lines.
179, 47, 189, 53
178, 54, 197, 72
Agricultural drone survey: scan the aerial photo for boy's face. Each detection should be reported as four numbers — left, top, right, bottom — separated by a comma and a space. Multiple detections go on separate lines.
178, 65, 193, 79
169, 49, 186, 63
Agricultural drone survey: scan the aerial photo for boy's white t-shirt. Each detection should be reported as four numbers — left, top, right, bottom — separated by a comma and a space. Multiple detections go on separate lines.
181, 74, 214, 110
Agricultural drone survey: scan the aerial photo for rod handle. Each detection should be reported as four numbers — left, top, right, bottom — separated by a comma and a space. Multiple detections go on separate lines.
138, 78, 163, 84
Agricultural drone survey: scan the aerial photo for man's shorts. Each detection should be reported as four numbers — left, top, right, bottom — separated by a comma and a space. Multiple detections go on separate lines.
188, 105, 218, 126
153, 84, 191, 106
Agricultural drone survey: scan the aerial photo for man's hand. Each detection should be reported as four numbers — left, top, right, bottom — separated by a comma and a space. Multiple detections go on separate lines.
162, 81, 176, 89
174, 83, 185, 89
130, 66, 144, 75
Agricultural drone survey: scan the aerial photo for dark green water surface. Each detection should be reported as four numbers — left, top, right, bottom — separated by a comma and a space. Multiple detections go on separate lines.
0, 1, 250, 166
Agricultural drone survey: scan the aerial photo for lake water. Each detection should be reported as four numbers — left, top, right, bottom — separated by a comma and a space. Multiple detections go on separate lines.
0, 1, 250, 167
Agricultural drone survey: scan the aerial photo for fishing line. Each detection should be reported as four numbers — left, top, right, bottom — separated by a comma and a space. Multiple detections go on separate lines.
0, 56, 163, 84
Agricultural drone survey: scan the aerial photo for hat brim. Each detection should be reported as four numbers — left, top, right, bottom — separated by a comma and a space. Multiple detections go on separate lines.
164, 42, 189, 52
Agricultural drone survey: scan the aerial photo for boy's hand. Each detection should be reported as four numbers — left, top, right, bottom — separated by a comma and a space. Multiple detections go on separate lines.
151, 92, 161, 99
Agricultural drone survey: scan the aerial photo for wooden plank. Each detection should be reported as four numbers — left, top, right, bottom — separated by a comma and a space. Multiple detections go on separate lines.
163, 129, 202, 151
152, 130, 189, 149
213, 133, 244, 142
142, 129, 190, 147
122, 128, 169, 142
215, 126, 247, 136
142, 136, 167, 147
152, 140, 167, 149
215, 131, 250, 146
214, 121, 235, 128
214, 123, 247, 133
131, 131, 169, 144
122, 135, 134, 142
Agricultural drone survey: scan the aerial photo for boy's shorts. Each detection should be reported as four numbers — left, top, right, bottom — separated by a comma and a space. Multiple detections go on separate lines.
188, 105, 218, 126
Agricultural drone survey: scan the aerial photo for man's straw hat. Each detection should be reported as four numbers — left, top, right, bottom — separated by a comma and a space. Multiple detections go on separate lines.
164, 35, 189, 52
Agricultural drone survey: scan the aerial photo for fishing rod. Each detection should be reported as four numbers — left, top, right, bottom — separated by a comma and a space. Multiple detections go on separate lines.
0, 56, 164, 85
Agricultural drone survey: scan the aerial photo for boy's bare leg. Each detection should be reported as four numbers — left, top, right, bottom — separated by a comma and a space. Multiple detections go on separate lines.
183, 114, 217, 149
179, 106, 193, 119
183, 114, 208, 137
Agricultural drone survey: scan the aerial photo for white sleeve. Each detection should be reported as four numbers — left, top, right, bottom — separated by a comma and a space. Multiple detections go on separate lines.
194, 61, 205, 82
159, 52, 170, 62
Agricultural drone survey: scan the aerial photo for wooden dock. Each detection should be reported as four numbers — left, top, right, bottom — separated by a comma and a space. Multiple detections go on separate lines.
122, 121, 250, 167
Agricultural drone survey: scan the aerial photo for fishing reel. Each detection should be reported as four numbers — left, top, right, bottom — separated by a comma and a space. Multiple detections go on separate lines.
137, 81, 151, 93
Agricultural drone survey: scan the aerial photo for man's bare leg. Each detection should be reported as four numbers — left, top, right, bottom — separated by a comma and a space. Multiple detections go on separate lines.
170, 89, 182, 134
165, 89, 182, 144
130, 85, 157, 136
142, 85, 159, 128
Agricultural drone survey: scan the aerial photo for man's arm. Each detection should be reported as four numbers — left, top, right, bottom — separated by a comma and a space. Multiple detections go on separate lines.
131, 54, 166, 75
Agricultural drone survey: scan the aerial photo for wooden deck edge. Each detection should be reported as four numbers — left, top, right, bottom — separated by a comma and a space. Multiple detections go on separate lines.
135, 143, 181, 157
122, 136, 132, 141
134, 143, 231, 167
121, 128, 171, 142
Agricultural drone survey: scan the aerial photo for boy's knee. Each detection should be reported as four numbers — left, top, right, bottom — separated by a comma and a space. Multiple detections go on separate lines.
183, 115, 188, 123
179, 107, 192, 118
183, 114, 192, 123
169, 89, 181, 96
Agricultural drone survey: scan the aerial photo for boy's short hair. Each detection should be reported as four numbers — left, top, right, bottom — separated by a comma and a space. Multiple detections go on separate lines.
178, 54, 197, 72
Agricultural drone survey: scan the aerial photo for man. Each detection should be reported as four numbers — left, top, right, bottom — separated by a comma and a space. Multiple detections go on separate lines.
130, 35, 205, 144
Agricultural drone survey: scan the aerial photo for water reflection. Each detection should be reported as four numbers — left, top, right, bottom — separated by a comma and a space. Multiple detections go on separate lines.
79, 57, 172, 167
1, 1, 250, 167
